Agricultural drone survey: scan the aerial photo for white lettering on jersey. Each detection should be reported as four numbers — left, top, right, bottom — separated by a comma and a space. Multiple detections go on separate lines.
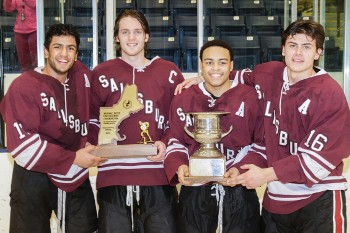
41, 93, 57, 111
255, 84, 263, 99
235, 102, 245, 117
145, 100, 153, 114
49, 97, 57, 111
41, 93, 48, 107
298, 99, 311, 115
99, 75, 120, 92
84, 74, 90, 87
168, 70, 177, 84
177, 108, 186, 121
216, 142, 237, 160
265, 101, 272, 117
279, 130, 288, 145
13, 122, 25, 139
186, 115, 194, 127
304, 130, 328, 151
157, 116, 165, 129
40, 92, 88, 136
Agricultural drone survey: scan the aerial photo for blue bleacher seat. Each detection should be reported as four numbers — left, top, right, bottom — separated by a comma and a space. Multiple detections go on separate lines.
234, 0, 266, 16
146, 36, 180, 67
78, 36, 93, 69
221, 36, 261, 70
145, 15, 175, 37
137, 0, 170, 16
69, 0, 93, 16
116, 0, 137, 14
265, 0, 286, 16
260, 36, 282, 62
170, 0, 197, 16
0, 16, 20, 72
65, 16, 93, 37
181, 36, 198, 72
324, 36, 342, 72
212, 15, 247, 37
175, 15, 211, 41
247, 15, 283, 36
204, 0, 235, 16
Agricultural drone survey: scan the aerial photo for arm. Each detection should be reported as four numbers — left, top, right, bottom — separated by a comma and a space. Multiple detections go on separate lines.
163, 97, 192, 186
273, 90, 350, 187
3, 0, 16, 12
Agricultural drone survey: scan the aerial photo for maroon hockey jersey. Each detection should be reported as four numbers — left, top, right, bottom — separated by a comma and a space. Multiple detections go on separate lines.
0, 61, 92, 192
164, 71, 265, 186
88, 57, 185, 188
240, 61, 350, 214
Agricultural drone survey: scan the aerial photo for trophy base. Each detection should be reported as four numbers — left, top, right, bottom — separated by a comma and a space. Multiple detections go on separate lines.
91, 144, 157, 158
189, 156, 225, 177
184, 176, 228, 183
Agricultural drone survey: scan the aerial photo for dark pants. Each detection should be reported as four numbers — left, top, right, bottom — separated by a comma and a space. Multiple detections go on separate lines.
179, 185, 261, 233
10, 163, 98, 233
14, 31, 37, 71
97, 185, 179, 233
262, 190, 347, 233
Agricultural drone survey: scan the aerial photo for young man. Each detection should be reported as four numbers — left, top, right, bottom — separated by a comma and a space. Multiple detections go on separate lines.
88, 9, 185, 233
0, 24, 105, 233
177, 19, 350, 233
164, 40, 264, 233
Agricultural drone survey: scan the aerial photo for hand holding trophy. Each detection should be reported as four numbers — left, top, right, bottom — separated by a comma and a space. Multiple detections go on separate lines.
184, 112, 232, 183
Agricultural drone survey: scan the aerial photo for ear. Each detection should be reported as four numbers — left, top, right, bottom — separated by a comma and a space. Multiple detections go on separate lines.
282, 46, 286, 56
115, 36, 120, 43
145, 34, 149, 42
74, 53, 78, 61
314, 48, 323, 60
44, 47, 49, 58
230, 60, 234, 71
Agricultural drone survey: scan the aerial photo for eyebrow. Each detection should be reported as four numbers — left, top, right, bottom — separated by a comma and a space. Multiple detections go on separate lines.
203, 58, 229, 61
52, 43, 77, 48
287, 41, 312, 46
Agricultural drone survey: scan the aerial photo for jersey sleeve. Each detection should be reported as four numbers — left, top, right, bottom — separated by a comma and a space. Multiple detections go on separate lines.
160, 65, 185, 145
273, 85, 350, 187
88, 68, 106, 145
3, 0, 16, 12
0, 79, 76, 175
231, 89, 267, 172
163, 96, 190, 186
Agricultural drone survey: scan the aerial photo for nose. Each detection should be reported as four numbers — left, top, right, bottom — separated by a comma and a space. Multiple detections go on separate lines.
60, 47, 68, 56
296, 46, 302, 55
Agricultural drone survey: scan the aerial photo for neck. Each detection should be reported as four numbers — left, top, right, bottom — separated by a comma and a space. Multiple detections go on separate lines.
204, 81, 232, 98
121, 53, 149, 69
42, 67, 67, 83
288, 68, 316, 84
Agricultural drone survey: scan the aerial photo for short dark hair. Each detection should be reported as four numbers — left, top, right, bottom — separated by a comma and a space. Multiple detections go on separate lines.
44, 24, 80, 51
282, 19, 325, 65
114, 9, 150, 51
199, 40, 234, 61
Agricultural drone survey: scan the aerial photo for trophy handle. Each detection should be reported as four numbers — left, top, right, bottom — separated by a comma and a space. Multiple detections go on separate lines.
184, 126, 194, 138
222, 126, 233, 138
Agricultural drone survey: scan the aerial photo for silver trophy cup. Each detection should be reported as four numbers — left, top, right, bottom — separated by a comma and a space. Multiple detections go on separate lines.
184, 112, 232, 181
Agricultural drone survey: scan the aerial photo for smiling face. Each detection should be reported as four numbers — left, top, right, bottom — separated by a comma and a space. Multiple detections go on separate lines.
201, 46, 233, 97
116, 16, 149, 59
282, 33, 322, 80
43, 35, 77, 82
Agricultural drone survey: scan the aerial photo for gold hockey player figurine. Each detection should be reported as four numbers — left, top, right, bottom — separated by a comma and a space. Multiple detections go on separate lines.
139, 121, 154, 144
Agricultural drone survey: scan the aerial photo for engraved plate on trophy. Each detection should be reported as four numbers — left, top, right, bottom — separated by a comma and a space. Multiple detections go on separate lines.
92, 84, 157, 158
184, 112, 232, 182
